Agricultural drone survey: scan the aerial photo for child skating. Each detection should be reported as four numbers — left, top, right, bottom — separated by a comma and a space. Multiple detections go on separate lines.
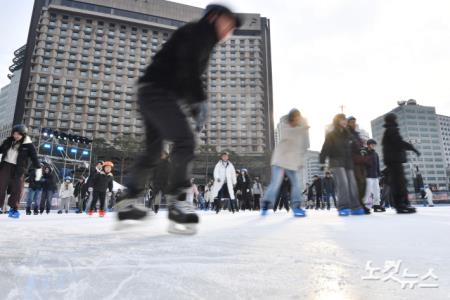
58, 176, 74, 214
89, 161, 114, 217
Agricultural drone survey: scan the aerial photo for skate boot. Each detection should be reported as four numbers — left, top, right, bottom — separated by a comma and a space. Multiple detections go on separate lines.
363, 206, 371, 215
396, 205, 416, 214
88, 209, 94, 216
338, 208, 351, 217
350, 208, 366, 215
115, 195, 149, 230
373, 205, 386, 212
26, 207, 32, 215
57, 210, 63, 214
33, 210, 39, 215
8, 209, 20, 219
99, 210, 106, 218
167, 194, 199, 235
293, 207, 306, 218
0, 209, 3, 214
261, 201, 270, 216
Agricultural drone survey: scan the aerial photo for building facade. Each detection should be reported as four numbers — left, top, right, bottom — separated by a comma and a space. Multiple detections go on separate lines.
371, 100, 448, 190
437, 114, 450, 167
0, 45, 26, 140
303, 150, 321, 187
13, 0, 273, 155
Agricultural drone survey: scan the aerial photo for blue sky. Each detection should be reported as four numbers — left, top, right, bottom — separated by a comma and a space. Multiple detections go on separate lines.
1, 0, 450, 150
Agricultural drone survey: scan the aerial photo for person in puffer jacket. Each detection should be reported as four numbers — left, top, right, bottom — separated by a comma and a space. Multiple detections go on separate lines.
89, 161, 114, 217
40, 165, 58, 214
58, 176, 74, 214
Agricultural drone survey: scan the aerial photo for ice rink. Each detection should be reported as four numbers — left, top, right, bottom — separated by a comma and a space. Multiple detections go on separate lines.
0, 206, 449, 300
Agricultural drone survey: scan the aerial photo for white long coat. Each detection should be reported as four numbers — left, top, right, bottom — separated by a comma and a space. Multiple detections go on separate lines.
211, 160, 237, 200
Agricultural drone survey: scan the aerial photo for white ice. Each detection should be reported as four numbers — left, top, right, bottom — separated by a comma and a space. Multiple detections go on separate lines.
0, 206, 449, 300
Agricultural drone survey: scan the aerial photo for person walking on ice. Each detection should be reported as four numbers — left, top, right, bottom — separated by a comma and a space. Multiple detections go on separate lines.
116, 4, 241, 234
89, 161, 114, 217
261, 109, 309, 217
211, 152, 238, 214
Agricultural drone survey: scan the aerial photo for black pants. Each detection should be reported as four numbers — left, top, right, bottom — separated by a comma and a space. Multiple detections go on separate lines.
126, 84, 195, 198
274, 193, 290, 212
354, 164, 367, 208
40, 190, 54, 213
91, 191, 106, 211
0, 162, 25, 210
253, 194, 261, 210
386, 163, 410, 209
315, 194, 323, 209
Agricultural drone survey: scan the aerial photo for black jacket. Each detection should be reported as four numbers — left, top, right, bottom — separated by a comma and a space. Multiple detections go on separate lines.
26, 169, 43, 190
382, 124, 418, 164
139, 20, 218, 103
0, 136, 40, 177
92, 172, 113, 193
322, 177, 335, 193
236, 174, 252, 192
312, 178, 323, 196
320, 128, 354, 169
74, 180, 88, 198
41, 169, 58, 192
366, 149, 381, 178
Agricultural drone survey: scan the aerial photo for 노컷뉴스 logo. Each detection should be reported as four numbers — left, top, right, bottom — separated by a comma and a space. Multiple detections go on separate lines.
361, 260, 439, 289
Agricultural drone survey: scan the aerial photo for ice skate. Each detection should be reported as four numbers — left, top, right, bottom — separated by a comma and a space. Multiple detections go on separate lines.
338, 208, 351, 217
114, 197, 150, 230
167, 194, 199, 235
373, 205, 386, 212
99, 210, 106, 218
260, 201, 270, 216
292, 207, 306, 217
8, 209, 20, 219
350, 208, 366, 215
396, 205, 416, 214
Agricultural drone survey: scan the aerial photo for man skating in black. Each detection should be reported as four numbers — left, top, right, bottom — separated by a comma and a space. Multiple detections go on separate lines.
117, 4, 241, 234
382, 113, 420, 214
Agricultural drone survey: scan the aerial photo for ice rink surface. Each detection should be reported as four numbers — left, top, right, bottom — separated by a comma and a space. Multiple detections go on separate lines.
0, 206, 449, 300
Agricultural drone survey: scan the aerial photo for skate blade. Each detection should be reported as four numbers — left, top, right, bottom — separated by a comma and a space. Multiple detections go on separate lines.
167, 221, 198, 235
114, 216, 151, 231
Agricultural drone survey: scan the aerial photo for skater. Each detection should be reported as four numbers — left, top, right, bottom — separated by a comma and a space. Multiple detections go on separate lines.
203, 180, 212, 210
25, 167, 43, 215
322, 171, 336, 210
251, 176, 263, 210
236, 168, 253, 211
347, 116, 371, 214
89, 161, 114, 217
86, 161, 104, 212
363, 139, 384, 212
58, 176, 74, 214
320, 114, 364, 216
0, 125, 41, 218
424, 185, 434, 207
303, 183, 315, 209
116, 4, 241, 234
382, 113, 421, 214
273, 175, 290, 212
380, 168, 392, 208
40, 165, 58, 214
212, 152, 238, 214
261, 109, 308, 217
186, 178, 199, 206
74, 176, 88, 213
311, 175, 323, 210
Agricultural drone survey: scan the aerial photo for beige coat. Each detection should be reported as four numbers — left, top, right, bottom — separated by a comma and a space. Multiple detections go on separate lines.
271, 117, 309, 171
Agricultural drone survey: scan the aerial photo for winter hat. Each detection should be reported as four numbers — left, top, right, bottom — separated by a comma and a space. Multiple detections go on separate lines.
347, 116, 356, 121
367, 139, 377, 145
64, 176, 72, 182
241, 168, 248, 173
203, 4, 242, 28
12, 124, 28, 136
384, 113, 398, 126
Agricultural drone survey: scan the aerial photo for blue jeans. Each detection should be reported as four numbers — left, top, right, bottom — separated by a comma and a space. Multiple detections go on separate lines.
26, 189, 42, 210
263, 165, 302, 208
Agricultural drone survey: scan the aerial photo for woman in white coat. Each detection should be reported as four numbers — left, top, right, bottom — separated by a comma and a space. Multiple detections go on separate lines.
211, 152, 237, 213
